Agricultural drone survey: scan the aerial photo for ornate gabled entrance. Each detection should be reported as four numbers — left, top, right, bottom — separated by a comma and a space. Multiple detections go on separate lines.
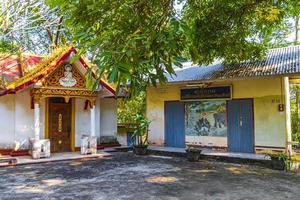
0, 46, 116, 158
30, 62, 99, 152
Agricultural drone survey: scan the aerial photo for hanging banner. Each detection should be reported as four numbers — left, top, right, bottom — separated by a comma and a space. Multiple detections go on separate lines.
180, 86, 232, 100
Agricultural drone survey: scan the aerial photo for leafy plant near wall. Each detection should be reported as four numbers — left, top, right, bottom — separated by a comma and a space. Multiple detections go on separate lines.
117, 91, 146, 124
132, 114, 151, 146
290, 85, 300, 149
117, 91, 150, 155
266, 152, 294, 171
130, 114, 151, 155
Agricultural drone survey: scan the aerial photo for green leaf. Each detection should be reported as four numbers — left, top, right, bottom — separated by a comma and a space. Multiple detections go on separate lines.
108, 68, 118, 83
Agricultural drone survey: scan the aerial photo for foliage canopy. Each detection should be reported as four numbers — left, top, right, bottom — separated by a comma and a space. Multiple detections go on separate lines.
118, 91, 146, 124
0, 0, 69, 55
46, 0, 300, 95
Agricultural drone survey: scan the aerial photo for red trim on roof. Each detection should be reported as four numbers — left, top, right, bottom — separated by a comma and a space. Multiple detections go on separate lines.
0, 54, 43, 80
0, 47, 116, 96
0, 48, 73, 96
75, 50, 116, 96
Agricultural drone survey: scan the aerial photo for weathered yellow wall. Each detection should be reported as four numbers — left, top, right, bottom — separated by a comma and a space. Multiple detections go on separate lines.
146, 77, 286, 148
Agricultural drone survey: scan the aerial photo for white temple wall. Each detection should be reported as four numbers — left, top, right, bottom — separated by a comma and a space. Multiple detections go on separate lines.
99, 97, 125, 145
0, 89, 44, 149
0, 90, 118, 149
0, 94, 15, 149
74, 98, 90, 147
14, 90, 34, 149
100, 98, 117, 136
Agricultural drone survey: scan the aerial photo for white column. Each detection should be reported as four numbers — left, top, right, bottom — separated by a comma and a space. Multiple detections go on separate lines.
34, 103, 40, 140
284, 77, 293, 155
96, 99, 101, 138
91, 104, 96, 137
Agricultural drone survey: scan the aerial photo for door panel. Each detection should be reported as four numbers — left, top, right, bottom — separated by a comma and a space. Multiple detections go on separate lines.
227, 99, 254, 153
165, 101, 185, 148
227, 100, 241, 152
49, 98, 72, 152
127, 132, 135, 147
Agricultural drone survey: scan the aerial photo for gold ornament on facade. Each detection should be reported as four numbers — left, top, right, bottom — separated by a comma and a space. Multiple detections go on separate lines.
31, 88, 97, 103
58, 113, 63, 133
5, 46, 72, 90
43, 64, 85, 88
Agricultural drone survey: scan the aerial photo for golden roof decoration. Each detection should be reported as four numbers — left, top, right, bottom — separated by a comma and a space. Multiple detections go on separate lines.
5, 46, 72, 90
1, 46, 116, 96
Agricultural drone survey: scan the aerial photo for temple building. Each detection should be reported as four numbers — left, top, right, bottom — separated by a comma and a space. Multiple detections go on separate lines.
0, 47, 122, 156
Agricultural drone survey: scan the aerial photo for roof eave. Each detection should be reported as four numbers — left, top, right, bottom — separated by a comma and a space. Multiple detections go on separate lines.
161, 72, 300, 86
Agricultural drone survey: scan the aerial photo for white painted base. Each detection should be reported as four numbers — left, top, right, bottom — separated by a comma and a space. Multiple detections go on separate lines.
81, 135, 97, 155
29, 139, 51, 159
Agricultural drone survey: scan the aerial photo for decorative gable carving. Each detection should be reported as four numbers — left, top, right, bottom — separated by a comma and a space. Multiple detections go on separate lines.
42, 63, 86, 88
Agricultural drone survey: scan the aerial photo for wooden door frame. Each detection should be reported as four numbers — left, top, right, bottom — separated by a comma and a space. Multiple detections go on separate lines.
45, 98, 75, 152
226, 98, 255, 153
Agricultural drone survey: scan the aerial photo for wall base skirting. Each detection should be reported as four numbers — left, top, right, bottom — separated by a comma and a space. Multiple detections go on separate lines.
100, 142, 121, 148
255, 146, 285, 153
0, 149, 30, 156
186, 144, 228, 151
74, 145, 106, 152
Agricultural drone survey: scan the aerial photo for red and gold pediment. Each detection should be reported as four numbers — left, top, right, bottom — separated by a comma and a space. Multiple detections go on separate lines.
1, 46, 115, 97
42, 63, 86, 89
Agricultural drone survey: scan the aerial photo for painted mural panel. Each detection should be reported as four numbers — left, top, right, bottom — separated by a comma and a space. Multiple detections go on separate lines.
185, 101, 227, 137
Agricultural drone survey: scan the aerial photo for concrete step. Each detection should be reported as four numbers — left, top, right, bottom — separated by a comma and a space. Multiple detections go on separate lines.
147, 146, 288, 170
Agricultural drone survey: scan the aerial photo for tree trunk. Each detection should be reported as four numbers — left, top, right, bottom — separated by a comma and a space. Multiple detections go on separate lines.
54, 17, 63, 46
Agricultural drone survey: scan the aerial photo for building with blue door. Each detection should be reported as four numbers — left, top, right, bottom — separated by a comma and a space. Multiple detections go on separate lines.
146, 45, 300, 154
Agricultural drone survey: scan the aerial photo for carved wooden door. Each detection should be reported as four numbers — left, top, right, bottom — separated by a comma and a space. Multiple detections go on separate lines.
49, 97, 72, 152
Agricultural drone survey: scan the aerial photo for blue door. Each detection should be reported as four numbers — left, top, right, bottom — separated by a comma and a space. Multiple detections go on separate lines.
227, 99, 254, 153
165, 101, 185, 148
127, 132, 135, 147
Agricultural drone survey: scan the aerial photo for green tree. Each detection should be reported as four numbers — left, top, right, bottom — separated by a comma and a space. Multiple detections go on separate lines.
47, 0, 185, 95
0, 0, 70, 55
46, 0, 299, 95
290, 84, 300, 147
183, 0, 299, 64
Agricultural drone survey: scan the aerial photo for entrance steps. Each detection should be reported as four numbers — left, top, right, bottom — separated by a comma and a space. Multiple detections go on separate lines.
147, 146, 276, 169
0, 151, 111, 167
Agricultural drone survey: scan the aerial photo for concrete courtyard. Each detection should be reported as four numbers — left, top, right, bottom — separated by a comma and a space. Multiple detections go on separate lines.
0, 152, 299, 200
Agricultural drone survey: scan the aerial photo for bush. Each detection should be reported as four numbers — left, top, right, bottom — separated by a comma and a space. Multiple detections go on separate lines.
118, 92, 146, 124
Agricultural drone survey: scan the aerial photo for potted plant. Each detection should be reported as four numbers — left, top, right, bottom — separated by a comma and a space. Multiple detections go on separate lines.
186, 146, 202, 162
132, 114, 151, 155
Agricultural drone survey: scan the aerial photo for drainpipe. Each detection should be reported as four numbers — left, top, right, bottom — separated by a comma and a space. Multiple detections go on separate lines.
284, 77, 293, 155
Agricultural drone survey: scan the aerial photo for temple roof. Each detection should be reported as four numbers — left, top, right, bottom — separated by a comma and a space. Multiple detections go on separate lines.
0, 47, 115, 96
0, 53, 43, 84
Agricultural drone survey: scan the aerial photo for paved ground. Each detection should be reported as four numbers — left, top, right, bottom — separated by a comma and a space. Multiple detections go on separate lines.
0, 152, 299, 200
